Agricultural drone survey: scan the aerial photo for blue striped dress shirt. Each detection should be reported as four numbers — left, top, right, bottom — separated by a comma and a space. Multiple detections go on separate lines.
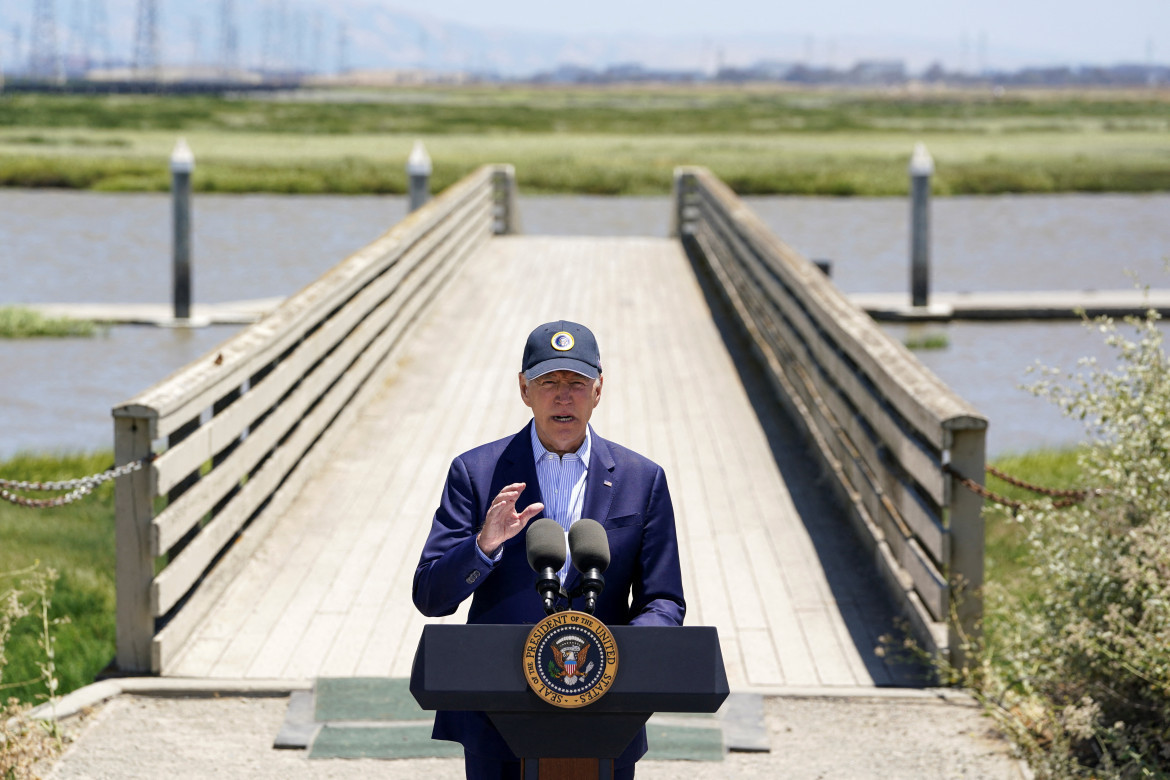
530, 423, 590, 583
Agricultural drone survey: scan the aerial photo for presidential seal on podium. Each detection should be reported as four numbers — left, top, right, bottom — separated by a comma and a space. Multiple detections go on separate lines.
523, 611, 618, 708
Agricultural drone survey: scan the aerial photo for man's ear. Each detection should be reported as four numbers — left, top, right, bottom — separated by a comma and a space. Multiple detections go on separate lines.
519, 372, 533, 408
592, 375, 604, 407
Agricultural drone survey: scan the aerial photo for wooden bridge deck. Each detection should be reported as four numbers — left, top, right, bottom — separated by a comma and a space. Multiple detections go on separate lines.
167, 234, 909, 690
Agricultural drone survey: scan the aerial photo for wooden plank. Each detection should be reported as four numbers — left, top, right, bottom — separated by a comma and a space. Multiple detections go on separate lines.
114, 415, 155, 673
947, 426, 986, 667
115, 166, 497, 438
739, 629, 785, 686
796, 606, 858, 686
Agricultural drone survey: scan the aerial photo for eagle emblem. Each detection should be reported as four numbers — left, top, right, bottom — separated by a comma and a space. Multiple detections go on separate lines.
549, 635, 593, 686
523, 611, 618, 708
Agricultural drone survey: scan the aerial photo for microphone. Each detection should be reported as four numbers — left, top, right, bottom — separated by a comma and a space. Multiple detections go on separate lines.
568, 519, 610, 615
526, 518, 567, 615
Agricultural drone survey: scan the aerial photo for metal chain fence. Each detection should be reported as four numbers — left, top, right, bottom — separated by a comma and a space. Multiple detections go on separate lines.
947, 463, 1104, 512
0, 456, 154, 509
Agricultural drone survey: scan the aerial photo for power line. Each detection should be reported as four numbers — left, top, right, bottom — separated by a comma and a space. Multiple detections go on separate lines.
218, 0, 239, 75
29, 0, 61, 79
336, 20, 349, 74
67, 0, 86, 73
88, 0, 111, 69
133, 0, 159, 75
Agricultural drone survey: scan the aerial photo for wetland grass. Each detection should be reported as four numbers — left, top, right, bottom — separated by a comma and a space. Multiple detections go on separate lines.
0, 451, 116, 705
0, 308, 96, 338
1, 87, 1168, 196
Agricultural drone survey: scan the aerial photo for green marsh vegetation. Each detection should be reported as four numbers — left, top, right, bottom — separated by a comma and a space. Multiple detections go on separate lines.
1, 86, 1168, 195
968, 311, 1170, 778
0, 452, 116, 707
0, 307, 97, 338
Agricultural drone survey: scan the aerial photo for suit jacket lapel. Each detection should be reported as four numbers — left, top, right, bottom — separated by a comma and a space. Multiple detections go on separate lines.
497, 421, 545, 523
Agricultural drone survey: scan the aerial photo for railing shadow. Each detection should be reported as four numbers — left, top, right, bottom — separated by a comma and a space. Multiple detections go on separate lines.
681, 234, 933, 688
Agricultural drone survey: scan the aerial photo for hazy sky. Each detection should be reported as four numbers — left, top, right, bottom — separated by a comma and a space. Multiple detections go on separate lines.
410, 0, 1166, 66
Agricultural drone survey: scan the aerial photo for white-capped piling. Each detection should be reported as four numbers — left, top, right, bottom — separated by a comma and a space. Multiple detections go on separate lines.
909, 142, 934, 308
171, 138, 195, 321
407, 140, 432, 212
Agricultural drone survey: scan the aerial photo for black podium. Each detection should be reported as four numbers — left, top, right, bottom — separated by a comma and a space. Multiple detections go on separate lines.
411, 624, 729, 779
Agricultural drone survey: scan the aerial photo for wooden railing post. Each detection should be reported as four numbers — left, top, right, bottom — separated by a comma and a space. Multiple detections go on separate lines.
946, 424, 985, 672
669, 168, 696, 238
171, 139, 195, 321
492, 164, 519, 235
909, 143, 934, 308
407, 140, 432, 213
114, 412, 156, 673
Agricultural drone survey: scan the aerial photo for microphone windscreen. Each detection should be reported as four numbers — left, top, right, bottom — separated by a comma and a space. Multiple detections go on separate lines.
526, 517, 566, 572
568, 518, 610, 572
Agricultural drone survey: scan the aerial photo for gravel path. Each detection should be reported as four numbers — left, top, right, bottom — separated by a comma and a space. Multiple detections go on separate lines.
41, 692, 1026, 779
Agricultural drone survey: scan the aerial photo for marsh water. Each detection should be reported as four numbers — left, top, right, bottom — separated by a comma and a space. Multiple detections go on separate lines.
2, 190, 1168, 459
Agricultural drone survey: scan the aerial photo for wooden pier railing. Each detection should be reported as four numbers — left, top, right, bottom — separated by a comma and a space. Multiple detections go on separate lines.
672, 167, 988, 664
112, 165, 518, 673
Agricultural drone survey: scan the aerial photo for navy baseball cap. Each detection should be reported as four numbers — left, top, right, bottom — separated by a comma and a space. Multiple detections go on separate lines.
521, 321, 602, 380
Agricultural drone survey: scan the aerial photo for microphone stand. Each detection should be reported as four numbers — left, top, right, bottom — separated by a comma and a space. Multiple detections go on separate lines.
569, 569, 605, 615
536, 568, 568, 615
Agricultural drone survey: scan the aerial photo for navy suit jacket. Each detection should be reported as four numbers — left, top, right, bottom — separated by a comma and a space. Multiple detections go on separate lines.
412, 421, 686, 762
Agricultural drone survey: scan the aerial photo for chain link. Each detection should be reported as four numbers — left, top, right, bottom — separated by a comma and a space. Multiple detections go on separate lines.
984, 465, 1090, 499
0, 456, 154, 509
946, 464, 1102, 512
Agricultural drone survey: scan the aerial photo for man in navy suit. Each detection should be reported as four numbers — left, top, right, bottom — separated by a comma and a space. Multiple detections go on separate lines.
413, 320, 686, 779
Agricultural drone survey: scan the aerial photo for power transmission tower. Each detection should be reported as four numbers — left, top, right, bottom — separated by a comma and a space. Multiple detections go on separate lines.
11, 25, 25, 75
311, 11, 323, 74
29, 0, 61, 79
67, 0, 86, 73
274, 0, 288, 72
260, 0, 272, 72
336, 20, 349, 75
189, 15, 202, 68
89, 0, 111, 69
218, 0, 239, 75
292, 9, 305, 74
133, 0, 159, 75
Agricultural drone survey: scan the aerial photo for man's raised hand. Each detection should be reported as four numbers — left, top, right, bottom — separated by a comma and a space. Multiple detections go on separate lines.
476, 482, 544, 558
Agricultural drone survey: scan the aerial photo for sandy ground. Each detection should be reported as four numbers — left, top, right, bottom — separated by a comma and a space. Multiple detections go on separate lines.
38, 692, 1027, 779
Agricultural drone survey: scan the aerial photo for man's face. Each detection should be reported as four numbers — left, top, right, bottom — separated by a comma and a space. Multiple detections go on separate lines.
519, 369, 603, 456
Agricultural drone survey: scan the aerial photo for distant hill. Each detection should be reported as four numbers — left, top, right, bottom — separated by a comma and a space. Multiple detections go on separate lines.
1, 0, 1094, 77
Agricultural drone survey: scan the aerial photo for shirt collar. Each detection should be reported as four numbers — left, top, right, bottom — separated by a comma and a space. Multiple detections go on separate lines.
530, 422, 591, 467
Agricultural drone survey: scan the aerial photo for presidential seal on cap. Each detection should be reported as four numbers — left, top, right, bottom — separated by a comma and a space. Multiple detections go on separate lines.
522, 321, 601, 381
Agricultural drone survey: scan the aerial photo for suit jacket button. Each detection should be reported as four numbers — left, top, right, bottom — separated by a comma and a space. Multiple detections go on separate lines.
466, 571, 481, 584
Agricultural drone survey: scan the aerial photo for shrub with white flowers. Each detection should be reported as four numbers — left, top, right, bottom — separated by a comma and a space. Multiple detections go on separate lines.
989, 309, 1170, 778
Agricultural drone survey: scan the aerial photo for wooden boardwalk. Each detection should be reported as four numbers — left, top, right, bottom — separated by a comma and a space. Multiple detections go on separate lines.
168, 235, 908, 690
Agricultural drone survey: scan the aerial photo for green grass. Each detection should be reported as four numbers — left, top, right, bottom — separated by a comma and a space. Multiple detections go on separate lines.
0, 452, 116, 705
983, 448, 1086, 596
1, 87, 1169, 195
903, 332, 950, 350
0, 307, 97, 338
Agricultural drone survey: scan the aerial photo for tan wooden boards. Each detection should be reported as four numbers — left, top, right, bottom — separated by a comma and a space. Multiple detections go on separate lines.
166, 235, 905, 690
